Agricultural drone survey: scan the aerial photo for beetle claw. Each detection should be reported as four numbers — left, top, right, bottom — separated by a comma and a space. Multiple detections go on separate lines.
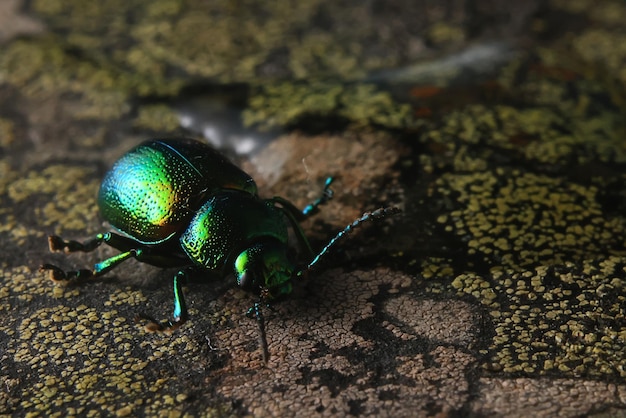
40, 264, 93, 284
39, 263, 69, 283
48, 234, 107, 253
134, 314, 182, 335
48, 236, 67, 252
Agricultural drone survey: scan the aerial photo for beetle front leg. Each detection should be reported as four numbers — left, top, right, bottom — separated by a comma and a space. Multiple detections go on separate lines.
246, 301, 270, 364
136, 268, 190, 334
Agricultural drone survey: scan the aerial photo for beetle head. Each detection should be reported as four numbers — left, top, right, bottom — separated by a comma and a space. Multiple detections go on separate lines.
234, 240, 294, 301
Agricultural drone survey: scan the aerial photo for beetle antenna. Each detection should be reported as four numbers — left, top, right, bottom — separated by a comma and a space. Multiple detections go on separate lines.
298, 206, 401, 276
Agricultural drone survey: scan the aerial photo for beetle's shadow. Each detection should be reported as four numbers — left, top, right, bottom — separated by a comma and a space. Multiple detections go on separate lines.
132, 265, 235, 309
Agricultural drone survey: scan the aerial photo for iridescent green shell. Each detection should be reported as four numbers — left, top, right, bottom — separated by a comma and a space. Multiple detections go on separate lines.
180, 190, 288, 271
98, 139, 257, 244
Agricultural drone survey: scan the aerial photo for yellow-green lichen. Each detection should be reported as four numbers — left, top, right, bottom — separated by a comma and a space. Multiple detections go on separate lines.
435, 170, 626, 269
8, 165, 99, 234
0, 161, 18, 195
572, 30, 626, 86
243, 81, 413, 130
10, 304, 158, 415
132, 104, 181, 133
0, 118, 15, 148
1, 264, 231, 416
423, 100, 626, 167
28, 0, 443, 87
0, 38, 133, 119
424, 22, 466, 46
449, 257, 626, 377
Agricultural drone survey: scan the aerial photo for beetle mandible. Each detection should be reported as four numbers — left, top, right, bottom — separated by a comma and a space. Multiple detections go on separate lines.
41, 138, 399, 361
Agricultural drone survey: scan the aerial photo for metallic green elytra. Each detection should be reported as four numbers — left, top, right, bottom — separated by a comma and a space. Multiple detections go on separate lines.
41, 138, 400, 362
98, 139, 257, 244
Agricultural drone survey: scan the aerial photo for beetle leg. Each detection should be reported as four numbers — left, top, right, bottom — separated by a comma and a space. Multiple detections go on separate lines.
270, 176, 334, 221
48, 233, 107, 253
40, 249, 139, 284
269, 177, 335, 259
43, 232, 168, 283
93, 250, 139, 275
271, 202, 315, 259
302, 176, 334, 217
246, 301, 269, 364
136, 268, 190, 334
40, 264, 93, 283
48, 232, 146, 254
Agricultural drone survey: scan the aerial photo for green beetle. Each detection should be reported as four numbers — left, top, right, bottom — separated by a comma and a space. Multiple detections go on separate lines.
42, 138, 399, 361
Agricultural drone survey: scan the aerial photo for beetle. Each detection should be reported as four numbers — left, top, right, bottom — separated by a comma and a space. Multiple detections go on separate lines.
41, 138, 399, 361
